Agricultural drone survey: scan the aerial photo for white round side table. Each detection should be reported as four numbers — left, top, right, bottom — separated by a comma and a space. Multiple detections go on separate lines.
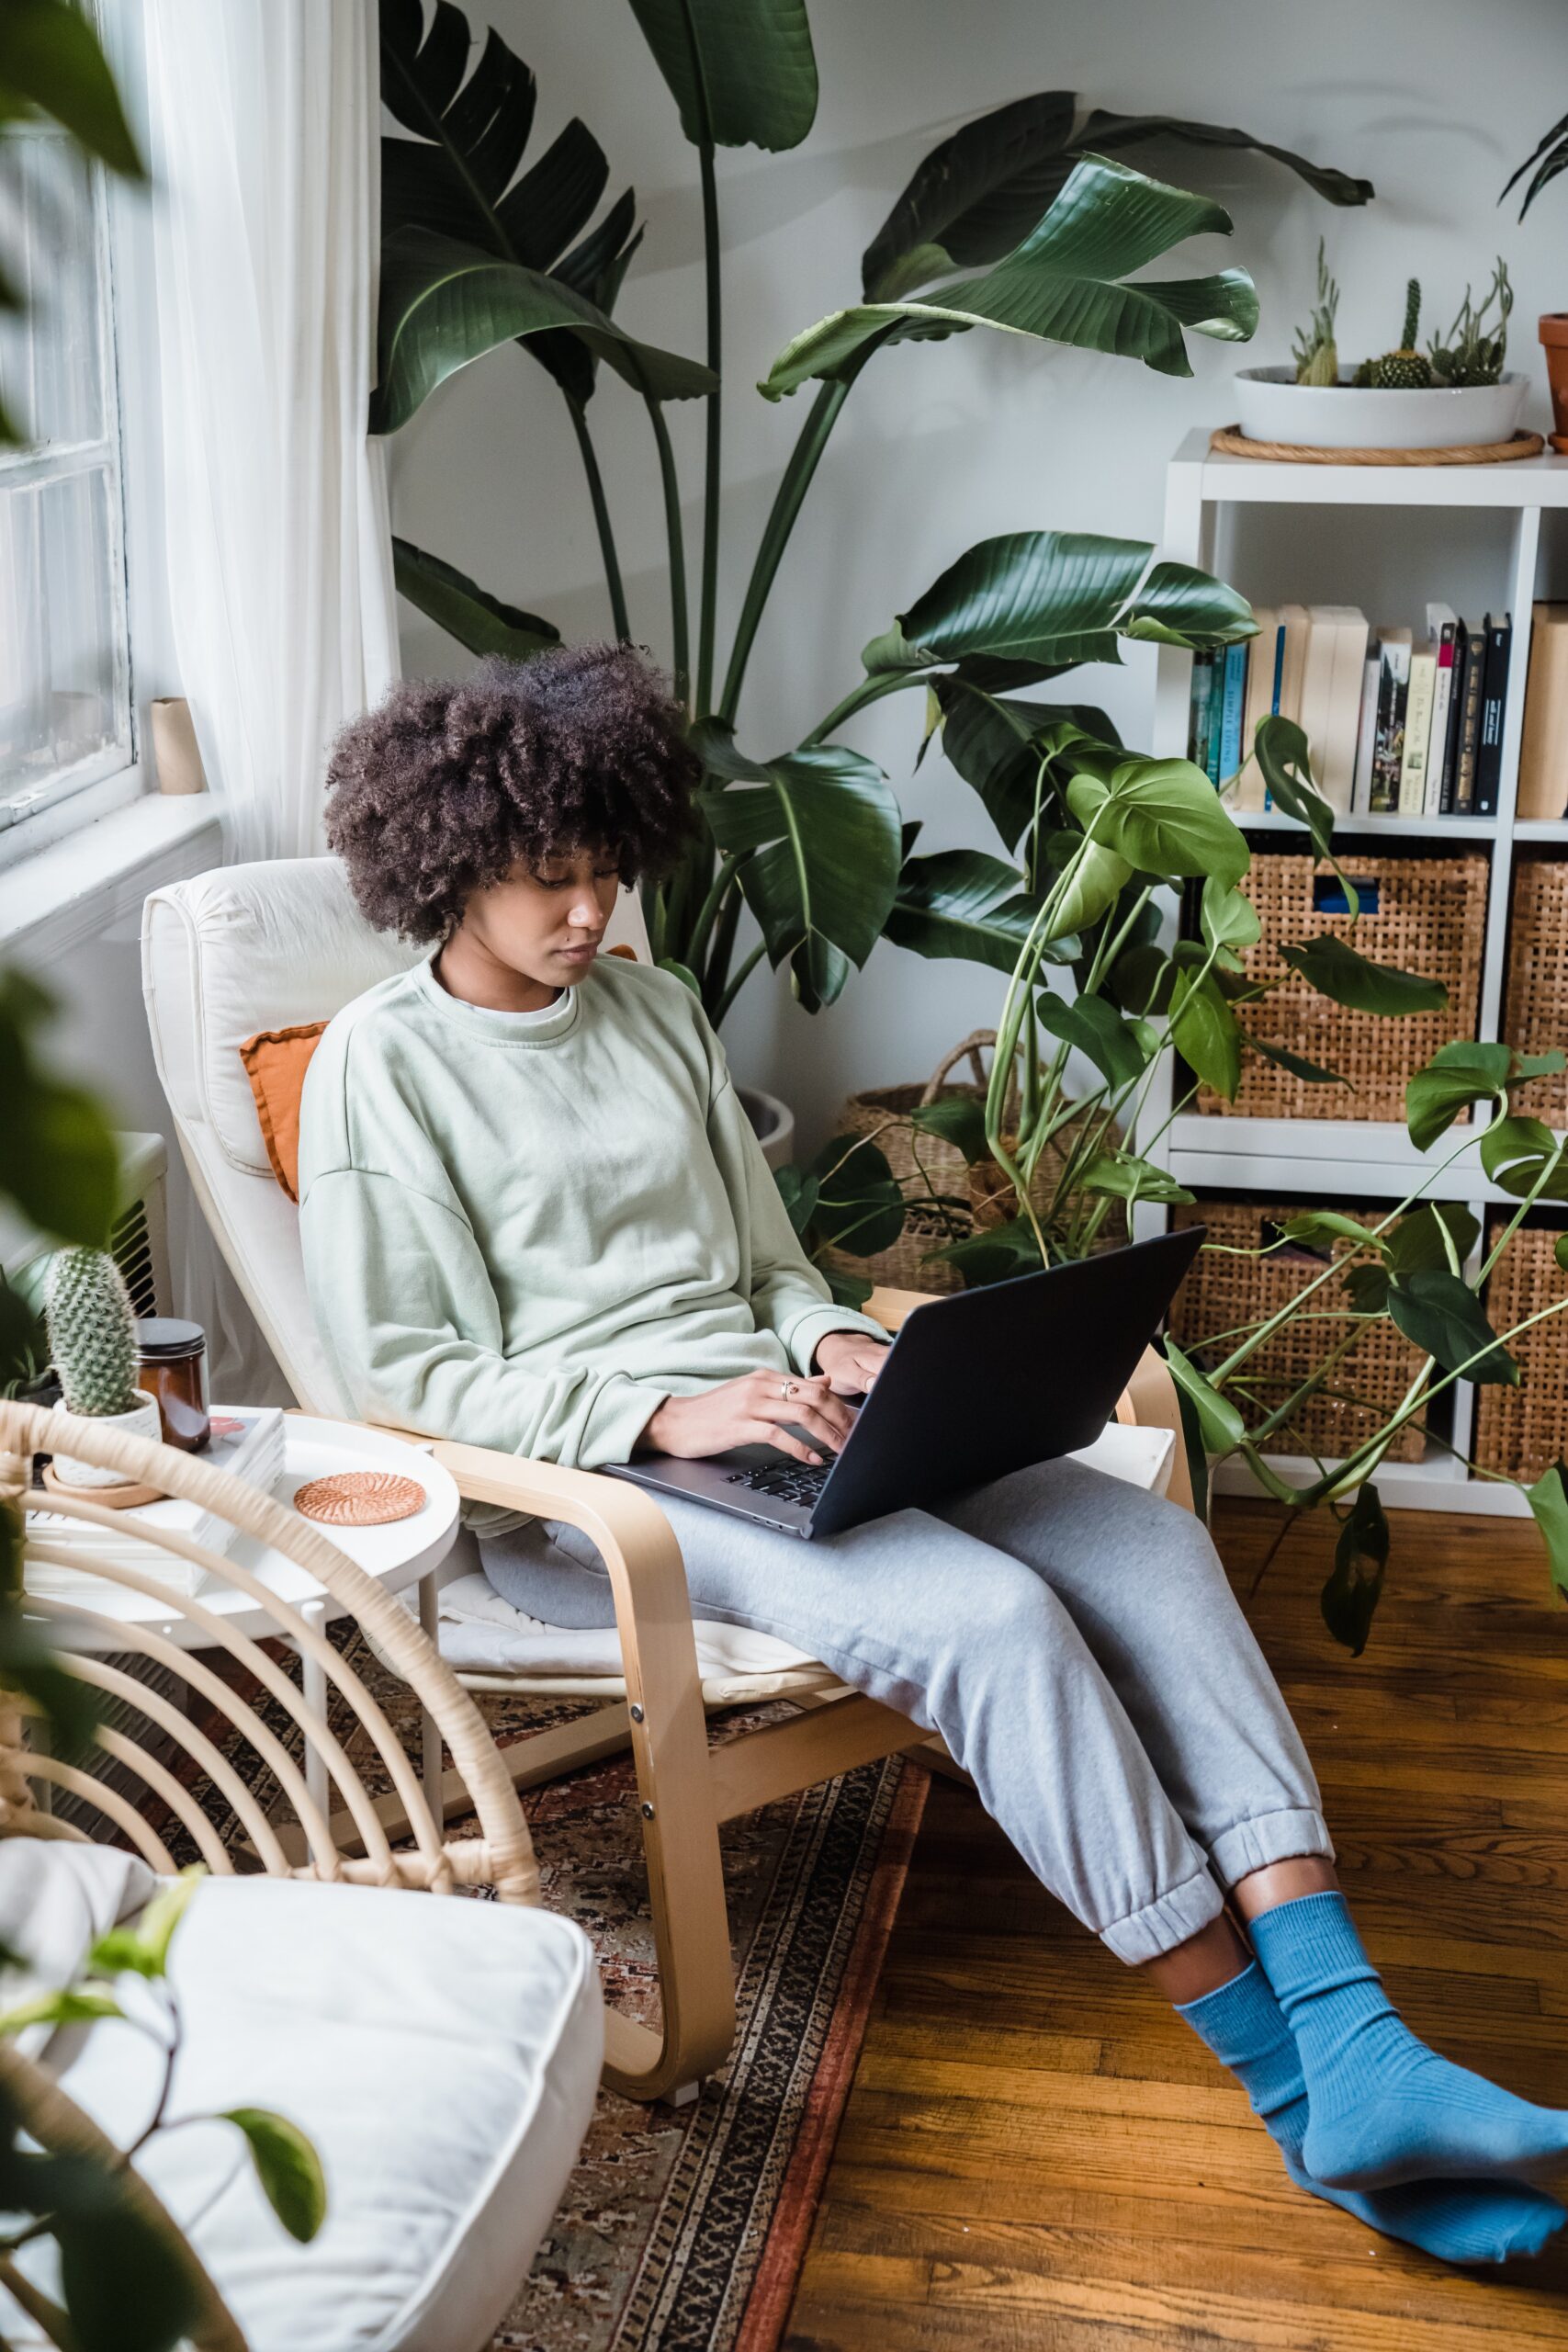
26, 1416, 461, 1826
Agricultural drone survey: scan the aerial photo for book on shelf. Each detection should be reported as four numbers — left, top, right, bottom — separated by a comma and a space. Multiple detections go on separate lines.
1234, 607, 1279, 812
1369, 628, 1413, 812
1398, 643, 1438, 816
1187, 649, 1218, 775
1451, 618, 1486, 812
1473, 613, 1512, 817
1215, 639, 1248, 787
1517, 603, 1568, 821
1350, 650, 1381, 814
1424, 606, 1458, 819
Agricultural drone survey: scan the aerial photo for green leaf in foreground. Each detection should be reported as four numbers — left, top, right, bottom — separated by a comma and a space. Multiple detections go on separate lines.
1251, 715, 1335, 859
930, 1215, 1043, 1287
1162, 1335, 1246, 1453
223, 2108, 328, 2244
1077, 1152, 1194, 1205
1525, 1461, 1568, 1605
1274, 1209, 1388, 1254
1243, 1035, 1349, 1089
808, 1135, 907, 1259
1479, 1114, 1568, 1200
1404, 1040, 1513, 1151
0, 1987, 123, 2037
1387, 1202, 1480, 1279
908, 1095, 991, 1166
1280, 934, 1447, 1016
57, 2196, 202, 2352
391, 538, 559, 661
1387, 1268, 1517, 1385
1321, 1483, 1389, 1656
88, 1868, 202, 1982
1168, 967, 1242, 1100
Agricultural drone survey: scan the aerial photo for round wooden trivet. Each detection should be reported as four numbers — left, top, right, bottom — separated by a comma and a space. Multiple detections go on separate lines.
292, 1469, 426, 1527
1210, 424, 1545, 467
41, 1462, 165, 1511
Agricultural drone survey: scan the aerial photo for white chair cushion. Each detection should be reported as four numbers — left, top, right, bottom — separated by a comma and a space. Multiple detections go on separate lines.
3, 1865, 602, 2352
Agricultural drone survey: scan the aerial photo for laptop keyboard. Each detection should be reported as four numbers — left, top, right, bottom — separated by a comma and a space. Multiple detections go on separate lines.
724, 1459, 832, 1509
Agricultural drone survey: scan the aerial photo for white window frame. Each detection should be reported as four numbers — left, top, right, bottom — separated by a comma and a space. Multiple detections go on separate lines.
0, 49, 136, 847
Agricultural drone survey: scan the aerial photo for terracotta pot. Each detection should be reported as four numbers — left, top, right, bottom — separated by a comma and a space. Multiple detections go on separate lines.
1540, 314, 1568, 455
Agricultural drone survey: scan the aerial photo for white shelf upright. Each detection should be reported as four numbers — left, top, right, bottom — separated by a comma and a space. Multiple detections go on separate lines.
1146, 429, 1568, 1517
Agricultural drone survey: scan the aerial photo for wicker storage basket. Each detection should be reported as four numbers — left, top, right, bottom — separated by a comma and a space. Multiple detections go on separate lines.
1473, 1221, 1568, 1480
1196, 852, 1488, 1122
1169, 1199, 1428, 1463
1502, 860, 1568, 1127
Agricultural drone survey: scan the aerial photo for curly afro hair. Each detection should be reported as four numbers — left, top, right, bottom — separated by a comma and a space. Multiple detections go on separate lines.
325, 642, 700, 943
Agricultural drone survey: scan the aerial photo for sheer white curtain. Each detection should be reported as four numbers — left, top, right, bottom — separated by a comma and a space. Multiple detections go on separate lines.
143, 0, 399, 1398
144, 0, 399, 862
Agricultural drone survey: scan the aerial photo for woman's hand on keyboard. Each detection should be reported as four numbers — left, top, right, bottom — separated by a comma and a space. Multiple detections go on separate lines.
638, 1371, 855, 1466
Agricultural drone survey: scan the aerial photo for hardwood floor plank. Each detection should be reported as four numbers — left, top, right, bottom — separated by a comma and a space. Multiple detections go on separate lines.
788, 1500, 1568, 2351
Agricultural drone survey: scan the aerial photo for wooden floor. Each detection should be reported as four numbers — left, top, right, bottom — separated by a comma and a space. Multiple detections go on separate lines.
786, 1498, 1568, 2351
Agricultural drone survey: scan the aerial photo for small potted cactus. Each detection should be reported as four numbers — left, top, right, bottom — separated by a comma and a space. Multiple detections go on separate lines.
44, 1248, 163, 1491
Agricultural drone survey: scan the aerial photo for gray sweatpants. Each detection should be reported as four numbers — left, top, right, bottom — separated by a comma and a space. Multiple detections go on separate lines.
479, 1456, 1333, 1965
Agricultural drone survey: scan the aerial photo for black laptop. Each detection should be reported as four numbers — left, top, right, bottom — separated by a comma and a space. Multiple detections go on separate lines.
605, 1227, 1202, 1540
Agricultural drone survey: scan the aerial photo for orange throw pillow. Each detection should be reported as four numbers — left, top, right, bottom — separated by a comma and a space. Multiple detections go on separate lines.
238, 1023, 326, 1204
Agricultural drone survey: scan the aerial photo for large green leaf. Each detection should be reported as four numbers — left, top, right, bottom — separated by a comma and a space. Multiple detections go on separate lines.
0, 970, 118, 1248
1275, 1209, 1389, 1254
1163, 1335, 1247, 1453
378, 1, 641, 407
931, 1215, 1044, 1287
0, 0, 143, 176
1321, 1484, 1389, 1657
1244, 1035, 1349, 1090
1168, 967, 1242, 1100
223, 2109, 328, 2245
1387, 1202, 1481, 1279
697, 730, 901, 1012
1078, 109, 1371, 209
1077, 1151, 1194, 1204
58, 2199, 202, 2352
1042, 832, 1134, 939
626, 0, 817, 151
370, 228, 714, 432
807, 1136, 907, 1259
908, 1095, 991, 1167
934, 676, 1117, 850
1035, 990, 1151, 1091
864, 531, 1255, 680
1279, 934, 1447, 1017
861, 91, 1369, 303
1201, 874, 1261, 962
761, 157, 1258, 400
1404, 1041, 1513, 1152
1251, 715, 1335, 859
1479, 1114, 1568, 1200
392, 538, 559, 659
883, 850, 1061, 976
1387, 1268, 1517, 1385
1525, 1461, 1568, 1604
1066, 756, 1250, 888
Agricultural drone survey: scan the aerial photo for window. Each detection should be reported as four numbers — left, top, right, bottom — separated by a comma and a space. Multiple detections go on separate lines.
0, 98, 133, 845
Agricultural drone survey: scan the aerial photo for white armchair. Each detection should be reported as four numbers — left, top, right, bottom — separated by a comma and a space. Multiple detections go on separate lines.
141, 856, 1190, 2101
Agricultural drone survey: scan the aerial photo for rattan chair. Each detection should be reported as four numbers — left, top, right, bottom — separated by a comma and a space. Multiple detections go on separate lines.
141, 857, 1193, 2103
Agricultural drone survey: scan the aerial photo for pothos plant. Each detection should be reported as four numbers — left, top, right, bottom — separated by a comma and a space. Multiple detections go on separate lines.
809, 708, 1568, 1648
371, 0, 1370, 1025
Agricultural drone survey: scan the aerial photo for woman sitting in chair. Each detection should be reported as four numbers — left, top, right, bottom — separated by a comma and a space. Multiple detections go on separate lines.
299, 644, 1565, 2267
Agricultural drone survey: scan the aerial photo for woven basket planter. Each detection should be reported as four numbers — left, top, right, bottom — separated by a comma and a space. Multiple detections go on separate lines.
1473, 1221, 1568, 1480
1169, 1199, 1428, 1463
818, 1033, 1124, 1295
1502, 860, 1568, 1128
1195, 851, 1488, 1123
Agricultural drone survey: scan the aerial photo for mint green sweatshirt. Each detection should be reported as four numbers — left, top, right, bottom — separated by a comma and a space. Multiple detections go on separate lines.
297, 952, 883, 1528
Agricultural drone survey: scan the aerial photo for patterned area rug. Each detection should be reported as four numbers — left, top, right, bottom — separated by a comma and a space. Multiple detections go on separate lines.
151, 1632, 927, 2352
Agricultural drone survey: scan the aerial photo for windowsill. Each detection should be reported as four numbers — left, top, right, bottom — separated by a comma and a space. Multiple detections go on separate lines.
0, 788, 222, 961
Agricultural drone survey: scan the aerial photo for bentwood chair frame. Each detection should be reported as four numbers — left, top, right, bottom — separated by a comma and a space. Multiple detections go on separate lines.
141, 856, 1194, 2104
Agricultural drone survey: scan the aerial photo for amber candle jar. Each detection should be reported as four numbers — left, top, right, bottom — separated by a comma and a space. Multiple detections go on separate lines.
135, 1317, 211, 1453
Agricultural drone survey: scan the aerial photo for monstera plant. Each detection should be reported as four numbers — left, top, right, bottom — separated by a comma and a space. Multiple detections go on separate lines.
371, 0, 1368, 1023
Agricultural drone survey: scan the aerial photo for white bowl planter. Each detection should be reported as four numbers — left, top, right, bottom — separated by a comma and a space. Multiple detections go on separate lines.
1233, 367, 1529, 452
739, 1084, 795, 1172
49, 1389, 164, 1489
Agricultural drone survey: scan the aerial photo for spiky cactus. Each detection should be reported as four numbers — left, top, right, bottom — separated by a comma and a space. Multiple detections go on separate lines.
1369, 280, 1433, 390
45, 1249, 142, 1417
1292, 240, 1340, 387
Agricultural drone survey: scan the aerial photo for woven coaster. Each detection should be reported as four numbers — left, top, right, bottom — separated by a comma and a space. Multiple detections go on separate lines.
292, 1469, 426, 1527
1210, 424, 1545, 466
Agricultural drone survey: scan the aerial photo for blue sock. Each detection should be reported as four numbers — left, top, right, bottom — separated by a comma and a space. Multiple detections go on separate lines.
1248, 1891, 1568, 2190
1179, 1962, 1564, 2263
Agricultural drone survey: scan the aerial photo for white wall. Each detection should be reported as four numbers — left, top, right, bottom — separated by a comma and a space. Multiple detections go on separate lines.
389, 0, 1567, 1150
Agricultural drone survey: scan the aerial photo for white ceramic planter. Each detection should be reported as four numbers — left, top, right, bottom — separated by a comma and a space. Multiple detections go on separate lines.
49, 1390, 164, 1489
739, 1084, 796, 1172
1233, 367, 1528, 452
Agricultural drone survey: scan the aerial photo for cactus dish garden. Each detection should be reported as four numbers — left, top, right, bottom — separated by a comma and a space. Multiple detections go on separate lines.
1235, 248, 1529, 450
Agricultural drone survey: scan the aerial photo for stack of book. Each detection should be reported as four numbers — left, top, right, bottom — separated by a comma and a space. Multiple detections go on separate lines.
1517, 603, 1568, 822
24, 1406, 287, 1602
1188, 604, 1517, 819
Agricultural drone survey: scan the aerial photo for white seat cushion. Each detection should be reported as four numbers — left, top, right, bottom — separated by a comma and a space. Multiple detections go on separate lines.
3, 1865, 602, 2352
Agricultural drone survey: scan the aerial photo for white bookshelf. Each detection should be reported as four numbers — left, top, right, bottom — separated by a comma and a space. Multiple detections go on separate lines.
1147, 429, 1568, 1516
